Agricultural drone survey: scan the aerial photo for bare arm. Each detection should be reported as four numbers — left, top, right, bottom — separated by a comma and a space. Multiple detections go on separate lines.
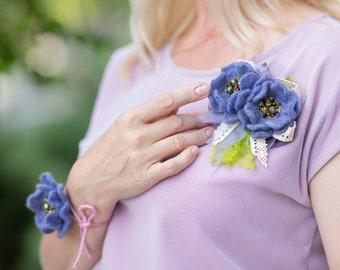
309, 152, 340, 270
39, 82, 214, 270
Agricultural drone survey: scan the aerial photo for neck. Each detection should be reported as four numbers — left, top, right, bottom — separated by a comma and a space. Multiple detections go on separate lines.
171, 1, 323, 70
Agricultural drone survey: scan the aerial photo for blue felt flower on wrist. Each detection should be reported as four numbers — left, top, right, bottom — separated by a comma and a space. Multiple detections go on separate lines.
26, 172, 72, 238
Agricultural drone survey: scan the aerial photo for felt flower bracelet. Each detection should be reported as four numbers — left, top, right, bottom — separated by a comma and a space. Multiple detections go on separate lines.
199, 60, 302, 169
26, 172, 108, 269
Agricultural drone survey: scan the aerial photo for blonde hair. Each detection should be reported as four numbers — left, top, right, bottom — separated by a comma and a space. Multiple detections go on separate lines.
129, 0, 340, 66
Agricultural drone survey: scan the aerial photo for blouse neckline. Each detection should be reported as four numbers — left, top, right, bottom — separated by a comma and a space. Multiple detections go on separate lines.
162, 13, 328, 76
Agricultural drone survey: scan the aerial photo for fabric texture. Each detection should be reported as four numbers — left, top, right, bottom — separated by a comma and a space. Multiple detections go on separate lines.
79, 13, 340, 270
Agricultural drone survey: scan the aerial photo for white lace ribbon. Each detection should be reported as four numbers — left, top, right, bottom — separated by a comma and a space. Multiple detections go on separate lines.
212, 122, 240, 145
273, 121, 296, 142
250, 137, 268, 167
212, 119, 296, 168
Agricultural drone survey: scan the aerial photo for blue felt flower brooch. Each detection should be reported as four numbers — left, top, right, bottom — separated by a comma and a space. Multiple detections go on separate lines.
199, 60, 302, 168
26, 172, 72, 238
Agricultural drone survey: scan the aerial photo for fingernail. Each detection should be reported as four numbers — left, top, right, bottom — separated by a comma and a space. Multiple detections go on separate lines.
191, 146, 199, 156
195, 84, 210, 96
205, 127, 214, 138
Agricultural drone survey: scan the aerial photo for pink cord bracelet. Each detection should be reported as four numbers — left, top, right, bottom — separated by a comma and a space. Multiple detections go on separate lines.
70, 204, 109, 269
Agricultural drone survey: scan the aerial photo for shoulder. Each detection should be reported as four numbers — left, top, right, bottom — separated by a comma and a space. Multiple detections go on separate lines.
287, 14, 340, 56
106, 44, 136, 69
288, 14, 340, 83
102, 44, 136, 85
276, 15, 340, 182
303, 15, 340, 57
307, 16, 340, 89
307, 14, 340, 36
298, 15, 340, 180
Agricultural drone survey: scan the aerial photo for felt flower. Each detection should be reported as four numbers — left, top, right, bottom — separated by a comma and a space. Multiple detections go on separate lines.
200, 60, 302, 169
208, 61, 269, 123
238, 77, 301, 138
26, 172, 72, 238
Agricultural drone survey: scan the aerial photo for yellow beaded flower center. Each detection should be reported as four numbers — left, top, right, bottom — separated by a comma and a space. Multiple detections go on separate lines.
225, 78, 240, 96
258, 97, 281, 118
43, 198, 55, 214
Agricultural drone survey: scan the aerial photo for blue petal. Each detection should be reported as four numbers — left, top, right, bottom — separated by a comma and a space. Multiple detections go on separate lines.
48, 190, 62, 209
265, 115, 291, 130
239, 72, 259, 90
247, 121, 272, 130
251, 81, 272, 103
34, 212, 45, 229
234, 89, 252, 111
222, 61, 255, 76
237, 109, 250, 127
40, 172, 58, 188
57, 203, 72, 238
41, 227, 54, 234
57, 224, 69, 238
26, 189, 45, 212
251, 129, 274, 138
226, 92, 238, 114
59, 202, 72, 224
209, 88, 229, 112
221, 63, 239, 78
223, 113, 239, 123
36, 183, 54, 192
44, 211, 62, 230
210, 72, 228, 90
273, 120, 295, 135
280, 92, 301, 116
242, 103, 262, 124
35, 212, 55, 234
56, 184, 67, 201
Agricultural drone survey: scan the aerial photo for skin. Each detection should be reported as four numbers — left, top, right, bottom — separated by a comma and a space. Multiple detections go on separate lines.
40, 1, 340, 269
309, 152, 340, 270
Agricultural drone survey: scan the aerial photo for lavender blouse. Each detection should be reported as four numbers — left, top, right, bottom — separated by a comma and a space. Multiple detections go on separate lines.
79, 14, 340, 270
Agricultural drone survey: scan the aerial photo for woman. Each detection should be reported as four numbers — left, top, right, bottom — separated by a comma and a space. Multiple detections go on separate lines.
35, 0, 340, 269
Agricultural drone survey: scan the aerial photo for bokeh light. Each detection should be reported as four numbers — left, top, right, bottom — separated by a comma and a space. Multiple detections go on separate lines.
25, 33, 70, 77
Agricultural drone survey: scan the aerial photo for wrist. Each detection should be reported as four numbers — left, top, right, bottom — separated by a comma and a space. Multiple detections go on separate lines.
26, 172, 109, 269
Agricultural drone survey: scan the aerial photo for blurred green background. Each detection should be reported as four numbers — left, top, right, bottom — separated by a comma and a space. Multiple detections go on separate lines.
0, 0, 130, 269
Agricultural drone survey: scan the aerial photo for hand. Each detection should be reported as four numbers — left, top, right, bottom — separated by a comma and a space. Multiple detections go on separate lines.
66, 83, 214, 222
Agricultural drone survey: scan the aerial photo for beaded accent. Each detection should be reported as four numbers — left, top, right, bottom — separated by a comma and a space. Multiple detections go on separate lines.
225, 78, 240, 96
258, 97, 280, 118
43, 198, 55, 214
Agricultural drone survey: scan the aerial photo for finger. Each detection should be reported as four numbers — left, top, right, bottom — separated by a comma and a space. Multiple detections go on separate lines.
146, 113, 209, 142
132, 83, 210, 123
148, 145, 200, 184
148, 126, 214, 163
153, 108, 179, 122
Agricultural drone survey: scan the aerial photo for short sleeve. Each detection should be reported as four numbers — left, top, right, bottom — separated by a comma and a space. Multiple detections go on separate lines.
303, 27, 340, 182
